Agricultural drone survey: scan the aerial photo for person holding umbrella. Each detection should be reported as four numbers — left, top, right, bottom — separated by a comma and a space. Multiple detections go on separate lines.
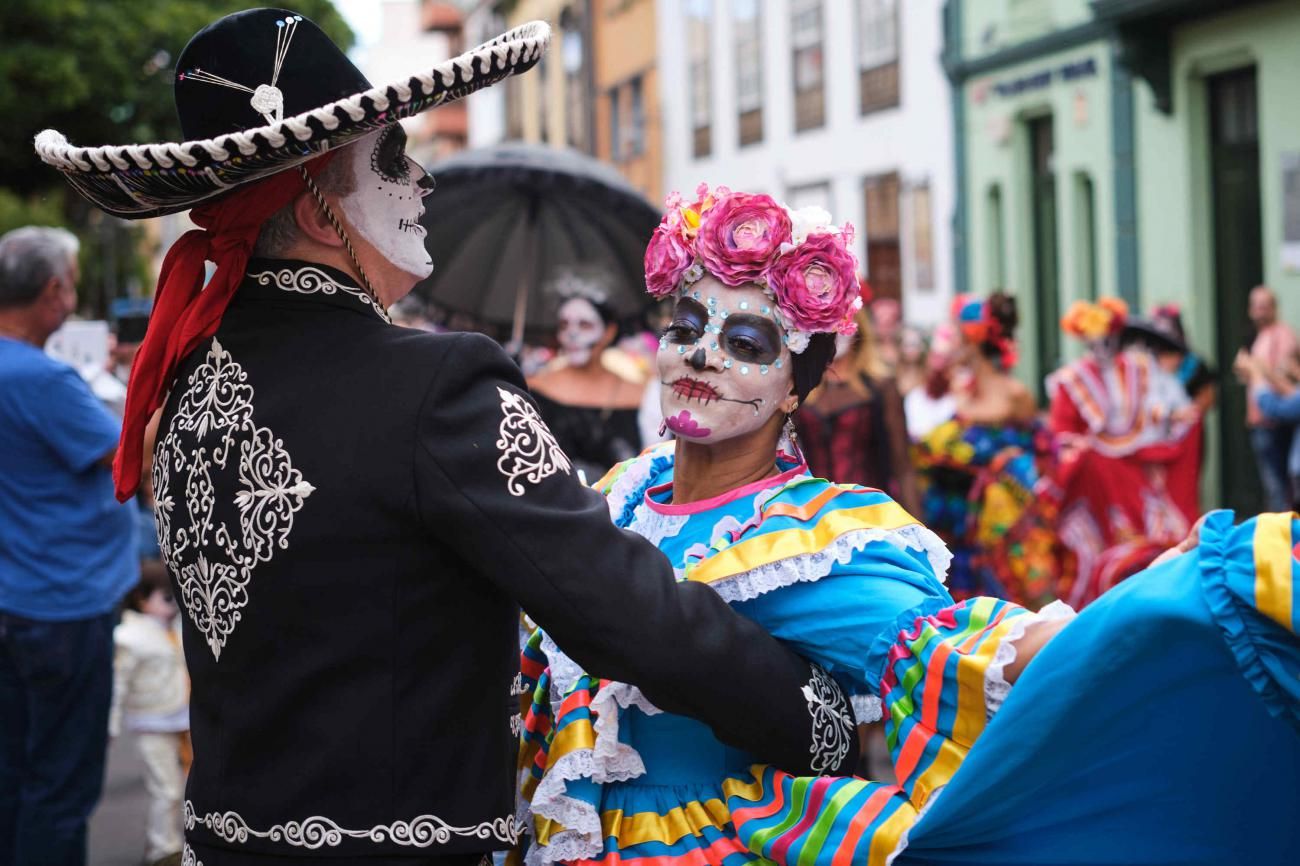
34, 10, 856, 865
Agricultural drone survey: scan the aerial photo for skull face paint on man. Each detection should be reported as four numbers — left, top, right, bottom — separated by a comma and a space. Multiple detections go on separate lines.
556, 297, 609, 367
339, 124, 434, 280
657, 277, 794, 443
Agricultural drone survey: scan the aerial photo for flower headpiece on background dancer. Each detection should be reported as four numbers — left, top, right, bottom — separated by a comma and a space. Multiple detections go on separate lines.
952, 293, 1019, 370
1062, 297, 1129, 357
644, 184, 862, 353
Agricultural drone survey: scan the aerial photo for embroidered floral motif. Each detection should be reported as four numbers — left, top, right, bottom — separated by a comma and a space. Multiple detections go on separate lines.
182, 843, 202, 866
802, 663, 853, 774
495, 387, 572, 496
185, 801, 519, 849
249, 266, 390, 322
154, 339, 314, 660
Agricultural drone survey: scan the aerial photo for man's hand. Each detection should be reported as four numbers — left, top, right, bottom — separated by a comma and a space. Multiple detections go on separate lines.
1151, 514, 1210, 568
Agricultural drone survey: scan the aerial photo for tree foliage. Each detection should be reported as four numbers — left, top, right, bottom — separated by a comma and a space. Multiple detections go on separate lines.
0, 0, 354, 196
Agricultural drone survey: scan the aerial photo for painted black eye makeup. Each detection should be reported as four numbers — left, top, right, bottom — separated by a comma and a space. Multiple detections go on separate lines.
371, 125, 411, 185
721, 315, 782, 364
664, 298, 708, 345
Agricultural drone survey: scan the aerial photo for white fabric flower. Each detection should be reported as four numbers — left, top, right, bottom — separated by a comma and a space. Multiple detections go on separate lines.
786, 205, 835, 246
786, 329, 811, 354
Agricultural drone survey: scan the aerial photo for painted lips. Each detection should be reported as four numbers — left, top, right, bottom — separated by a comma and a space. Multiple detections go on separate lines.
671, 377, 722, 404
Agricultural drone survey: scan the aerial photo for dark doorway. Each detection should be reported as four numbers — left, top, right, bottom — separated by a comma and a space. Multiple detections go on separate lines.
864, 172, 902, 304
1029, 115, 1061, 394
1208, 66, 1263, 513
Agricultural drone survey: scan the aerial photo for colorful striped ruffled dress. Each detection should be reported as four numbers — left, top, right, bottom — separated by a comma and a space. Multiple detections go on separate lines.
514, 443, 1071, 866
725, 510, 1300, 865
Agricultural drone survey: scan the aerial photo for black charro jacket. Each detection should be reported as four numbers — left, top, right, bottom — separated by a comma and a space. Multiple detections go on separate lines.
156, 260, 856, 862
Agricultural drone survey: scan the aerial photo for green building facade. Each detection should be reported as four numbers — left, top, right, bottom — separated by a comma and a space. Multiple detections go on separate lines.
944, 0, 1300, 511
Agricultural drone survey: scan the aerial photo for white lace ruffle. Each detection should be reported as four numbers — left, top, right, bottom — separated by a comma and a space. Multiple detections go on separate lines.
984, 600, 1075, 720
603, 452, 660, 519
591, 682, 662, 768
540, 633, 585, 705
709, 524, 953, 605
529, 736, 650, 866
851, 693, 882, 725
626, 503, 690, 547
528, 750, 607, 864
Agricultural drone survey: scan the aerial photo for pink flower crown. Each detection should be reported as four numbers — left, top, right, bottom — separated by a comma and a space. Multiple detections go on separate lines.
644, 184, 862, 353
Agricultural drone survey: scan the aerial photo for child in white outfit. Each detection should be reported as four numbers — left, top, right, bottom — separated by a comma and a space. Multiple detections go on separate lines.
111, 561, 189, 866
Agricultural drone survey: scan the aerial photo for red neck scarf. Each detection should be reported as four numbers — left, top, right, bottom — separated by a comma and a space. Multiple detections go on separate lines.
114, 154, 337, 502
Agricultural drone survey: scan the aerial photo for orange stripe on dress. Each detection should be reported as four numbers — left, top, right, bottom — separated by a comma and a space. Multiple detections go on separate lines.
832, 787, 900, 866
764, 486, 849, 522
956, 603, 1011, 654
921, 640, 953, 730
893, 724, 935, 784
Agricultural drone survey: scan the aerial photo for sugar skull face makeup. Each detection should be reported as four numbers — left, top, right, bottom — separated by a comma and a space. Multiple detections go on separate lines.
339, 125, 434, 280
556, 297, 608, 367
657, 278, 794, 444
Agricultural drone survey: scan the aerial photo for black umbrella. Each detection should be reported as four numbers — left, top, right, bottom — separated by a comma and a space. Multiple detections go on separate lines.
414, 142, 660, 344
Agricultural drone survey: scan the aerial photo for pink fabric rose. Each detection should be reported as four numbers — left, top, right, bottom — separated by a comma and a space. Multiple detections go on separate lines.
768, 232, 860, 333
644, 223, 695, 299
694, 193, 792, 287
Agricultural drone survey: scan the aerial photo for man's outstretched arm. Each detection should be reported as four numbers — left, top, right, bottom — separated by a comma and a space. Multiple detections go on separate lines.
413, 332, 856, 776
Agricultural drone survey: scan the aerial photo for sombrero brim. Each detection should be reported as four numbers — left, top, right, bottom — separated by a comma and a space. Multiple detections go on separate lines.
1121, 317, 1187, 354
35, 21, 550, 220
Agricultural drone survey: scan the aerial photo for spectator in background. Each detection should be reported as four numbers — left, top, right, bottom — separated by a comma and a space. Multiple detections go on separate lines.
1240, 285, 1297, 511
528, 272, 646, 481
111, 561, 190, 866
894, 325, 928, 398
904, 321, 958, 441
1239, 348, 1300, 509
0, 226, 138, 865
795, 308, 921, 515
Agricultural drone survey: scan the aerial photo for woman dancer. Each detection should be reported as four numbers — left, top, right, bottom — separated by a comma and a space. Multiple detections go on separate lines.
915, 294, 1055, 607
516, 188, 1300, 866
514, 188, 1073, 866
1048, 297, 1199, 606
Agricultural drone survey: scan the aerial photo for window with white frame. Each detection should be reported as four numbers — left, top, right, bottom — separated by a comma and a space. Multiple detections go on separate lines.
790, 0, 825, 131
857, 0, 899, 114
733, 0, 763, 146
686, 0, 712, 157
628, 75, 645, 157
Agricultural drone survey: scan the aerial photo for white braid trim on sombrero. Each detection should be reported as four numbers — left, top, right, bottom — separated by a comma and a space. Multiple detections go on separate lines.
35, 21, 548, 178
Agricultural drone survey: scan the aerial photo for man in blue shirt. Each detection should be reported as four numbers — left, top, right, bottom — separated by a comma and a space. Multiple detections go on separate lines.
0, 226, 138, 865
1241, 348, 1300, 510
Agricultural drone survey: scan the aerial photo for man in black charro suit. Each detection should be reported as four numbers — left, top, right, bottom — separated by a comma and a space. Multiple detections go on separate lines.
35, 10, 856, 866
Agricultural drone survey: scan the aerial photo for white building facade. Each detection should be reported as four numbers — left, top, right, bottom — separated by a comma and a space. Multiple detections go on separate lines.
657, 0, 955, 325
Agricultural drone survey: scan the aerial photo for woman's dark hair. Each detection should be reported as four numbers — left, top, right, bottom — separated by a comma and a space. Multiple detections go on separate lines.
790, 332, 838, 403
980, 292, 1019, 360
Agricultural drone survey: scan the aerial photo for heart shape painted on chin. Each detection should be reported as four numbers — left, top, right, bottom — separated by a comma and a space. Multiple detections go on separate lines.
665, 410, 712, 438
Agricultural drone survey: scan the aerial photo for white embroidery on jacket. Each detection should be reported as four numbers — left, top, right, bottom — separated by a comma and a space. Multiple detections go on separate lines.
185, 801, 520, 848
495, 387, 572, 496
154, 338, 314, 661
803, 663, 853, 774
249, 266, 388, 321
182, 843, 202, 866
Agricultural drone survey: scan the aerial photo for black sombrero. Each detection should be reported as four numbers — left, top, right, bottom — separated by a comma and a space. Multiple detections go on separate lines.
34, 7, 548, 220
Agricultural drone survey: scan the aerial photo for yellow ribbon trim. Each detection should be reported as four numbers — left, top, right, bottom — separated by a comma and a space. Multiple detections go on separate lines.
688, 501, 919, 586
601, 798, 732, 847
1253, 513, 1294, 631
865, 799, 920, 866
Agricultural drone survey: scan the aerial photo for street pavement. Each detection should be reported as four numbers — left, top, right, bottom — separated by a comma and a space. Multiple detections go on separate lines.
89, 734, 153, 866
